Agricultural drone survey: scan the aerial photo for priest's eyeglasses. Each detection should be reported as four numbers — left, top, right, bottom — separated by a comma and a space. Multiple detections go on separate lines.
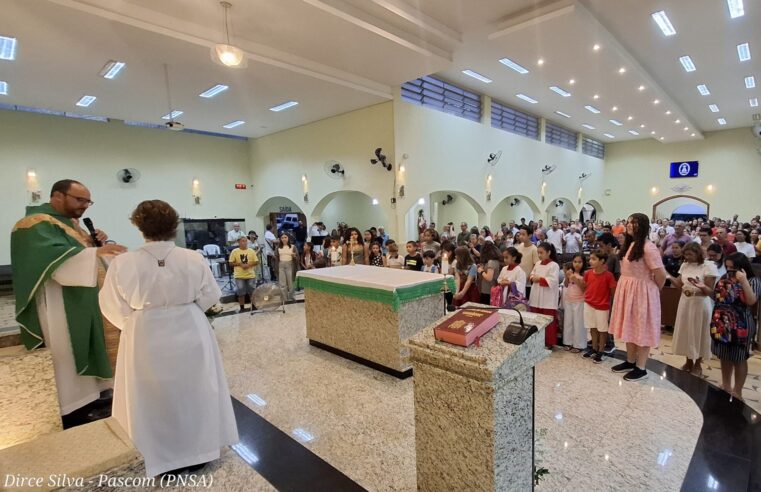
64, 193, 95, 206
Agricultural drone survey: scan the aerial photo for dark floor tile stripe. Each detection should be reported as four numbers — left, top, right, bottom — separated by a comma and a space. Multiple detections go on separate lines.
230, 397, 367, 492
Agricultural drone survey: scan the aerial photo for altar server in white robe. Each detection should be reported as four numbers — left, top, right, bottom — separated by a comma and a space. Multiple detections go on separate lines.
528, 242, 561, 348
99, 200, 238, 477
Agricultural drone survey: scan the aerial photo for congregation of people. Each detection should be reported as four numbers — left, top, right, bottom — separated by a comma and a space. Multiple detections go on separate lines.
237, 213, 760, 389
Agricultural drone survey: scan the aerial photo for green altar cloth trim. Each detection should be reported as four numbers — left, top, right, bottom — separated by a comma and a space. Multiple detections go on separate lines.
296, 276, 454, 311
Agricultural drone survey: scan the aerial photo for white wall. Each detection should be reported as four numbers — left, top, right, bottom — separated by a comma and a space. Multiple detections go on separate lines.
489, 196, 540, 230
603, 127, 761, 221
248, 102, 396, 237
318, 191, 389, 233
430, 191, 480, 232
392, 94, 607, 241
0, 109, 253, 264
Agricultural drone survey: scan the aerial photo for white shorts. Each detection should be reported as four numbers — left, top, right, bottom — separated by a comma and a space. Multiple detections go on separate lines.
584, 304, 609, 333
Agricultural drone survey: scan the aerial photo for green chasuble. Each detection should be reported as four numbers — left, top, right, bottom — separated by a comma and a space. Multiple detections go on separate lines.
11, 203, 113, 379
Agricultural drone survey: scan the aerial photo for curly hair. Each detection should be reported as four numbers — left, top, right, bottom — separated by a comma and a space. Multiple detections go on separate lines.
130, 200, 179, 241
619, 213, 650, 262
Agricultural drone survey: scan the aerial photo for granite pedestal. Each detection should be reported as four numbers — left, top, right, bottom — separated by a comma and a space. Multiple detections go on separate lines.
296, 266, 453, 378
406, 305, 551, 491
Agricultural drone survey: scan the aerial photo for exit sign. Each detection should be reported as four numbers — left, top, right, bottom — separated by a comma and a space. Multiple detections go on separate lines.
234, 183, 247, 189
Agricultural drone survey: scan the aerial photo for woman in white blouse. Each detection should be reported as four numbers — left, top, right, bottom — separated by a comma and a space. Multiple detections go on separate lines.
734, 229, 756, 259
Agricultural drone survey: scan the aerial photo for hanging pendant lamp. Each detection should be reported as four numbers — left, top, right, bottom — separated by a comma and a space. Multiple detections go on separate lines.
211, 1, 247, 68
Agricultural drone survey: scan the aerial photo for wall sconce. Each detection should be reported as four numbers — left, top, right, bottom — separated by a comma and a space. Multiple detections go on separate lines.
485, 174, 492, 201
192, 178, 201, 205
399, 185, 405, 198
650, 186, 658, 195
541, 180, 547, 203
577, 187, 583, 205
706, 184, 714, 192
302, 173, 309, 202
418, 197, 425, 205
372, 198, 379, 206
26, 169, 41, 203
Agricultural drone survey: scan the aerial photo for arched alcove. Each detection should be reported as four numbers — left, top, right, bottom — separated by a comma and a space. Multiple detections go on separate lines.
490, 195, 541, 230
404, 190, 486, 241
255, 196, 304, 235
545, 197, 578, 223
579, 200, 603, 222
312, 190, 388, 233
652, 195, 710, 220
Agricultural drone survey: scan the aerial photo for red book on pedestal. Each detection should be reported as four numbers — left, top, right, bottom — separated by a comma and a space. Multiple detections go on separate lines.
434, 309, 501, 347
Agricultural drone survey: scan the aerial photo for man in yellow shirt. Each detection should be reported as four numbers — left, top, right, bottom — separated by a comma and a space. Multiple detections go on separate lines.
229, 237, 259, 313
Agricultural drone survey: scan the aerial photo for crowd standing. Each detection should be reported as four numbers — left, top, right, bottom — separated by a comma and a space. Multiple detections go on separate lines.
238, 214, 760, 389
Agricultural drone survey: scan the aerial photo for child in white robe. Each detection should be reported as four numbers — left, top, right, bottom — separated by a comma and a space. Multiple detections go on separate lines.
529, 242, 561, 348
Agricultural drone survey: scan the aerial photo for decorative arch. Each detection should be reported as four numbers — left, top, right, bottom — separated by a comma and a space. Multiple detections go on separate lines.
580, 200, 604, 222
489, 195, 541, 230
545, 197, 578, 222
652, 195, 710, 220
404, 190, 487, 242
311, 190, 388, 233
255, 195, 303, 218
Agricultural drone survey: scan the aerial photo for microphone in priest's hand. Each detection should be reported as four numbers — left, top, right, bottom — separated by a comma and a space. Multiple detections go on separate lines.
83, 217, 102, 247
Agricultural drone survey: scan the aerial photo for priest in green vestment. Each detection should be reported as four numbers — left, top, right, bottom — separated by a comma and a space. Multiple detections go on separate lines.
11, 179, 126, 416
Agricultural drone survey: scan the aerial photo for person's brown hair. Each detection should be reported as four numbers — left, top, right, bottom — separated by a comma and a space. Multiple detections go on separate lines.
130, 200, 179, 241
681, 242, 705, 264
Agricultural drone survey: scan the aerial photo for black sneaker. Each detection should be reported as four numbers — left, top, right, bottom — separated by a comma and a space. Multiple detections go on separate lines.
238, 307, 246, 313
603, 344, 616, 355
593, 352, 604, 364
623, 367, 648, 381
582, 348, 596, 358
611, 361, 636, 373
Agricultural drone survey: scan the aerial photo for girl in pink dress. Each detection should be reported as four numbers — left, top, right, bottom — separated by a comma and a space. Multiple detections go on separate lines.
609, 213, 667, 381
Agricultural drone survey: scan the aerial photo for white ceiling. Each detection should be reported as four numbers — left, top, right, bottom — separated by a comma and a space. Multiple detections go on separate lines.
0, 0, 758, 142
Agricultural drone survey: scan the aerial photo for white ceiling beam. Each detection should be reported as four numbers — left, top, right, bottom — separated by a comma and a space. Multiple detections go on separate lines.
45, 0, 393, 100
300, 0, 452, 60
572, 0, 703, 138
489, 0, 575, 40
369, 0, 462, 45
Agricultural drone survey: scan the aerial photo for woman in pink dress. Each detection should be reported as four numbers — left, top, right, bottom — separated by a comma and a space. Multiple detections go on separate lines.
609, 213, 667, 381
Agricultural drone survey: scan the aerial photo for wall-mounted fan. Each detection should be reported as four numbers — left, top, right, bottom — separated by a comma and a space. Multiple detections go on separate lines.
555, 199, 565, 207
541, 164, 557, 175
441, 194, 454, 206
324, 160, 345, 179
578, 172, 592, 182
487, 151, 502, 166
509, 198, 521, 207
117, 168, 141, 184
370, 148, 392, 171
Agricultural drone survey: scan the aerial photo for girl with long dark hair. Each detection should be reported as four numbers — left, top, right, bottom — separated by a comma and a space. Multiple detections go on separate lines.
609, 213, 667, 381
528, 242, 560, 348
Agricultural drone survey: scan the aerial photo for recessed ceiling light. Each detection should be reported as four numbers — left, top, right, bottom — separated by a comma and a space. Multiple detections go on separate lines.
593, 44, 601, 51
745, 76, 756, 88
498, 57, 529, 74
537, 58, 545, 66
640, 124, 646, 128
737, 42, 751, 62
709, 104, 720, 112
162, 110, 183, 119
585, 105, 601, 114
270, 100, 299, 112
653, 99, 660, 105
75, 95, 97, 107
675, 119, 681, 124
199, 84, 229, 98
697, 84, 710, 96
609, 119, 623, 126
549, 86, 571, 97
462, 70, 492, 83
718, 118, 727, 125
516, 93, 538, 104
665, 110, 672, 115
727, 0, 744, 18
660, 137, 665, 140
611, 106, 618, 112
0, 35, 18, 61
555, 110, 571, 118
751, 98, 759, 107
691, 132, 696, 136
627, 115, 633, 121
603, 133, 615, 138
582, 124, 595, 129
651, 10, 677, 36
0, 80, 6, 95
593, 94, 600, 100
223, 120, 245, 129
569, 79, 576, 85
651, 131, 656, 134
638, 85, 646, 91
618, 67, 626, 74
683, 126, 689, 131
679, 55, 696, 72
99, 60, 126, 79
628, 130, 640, 135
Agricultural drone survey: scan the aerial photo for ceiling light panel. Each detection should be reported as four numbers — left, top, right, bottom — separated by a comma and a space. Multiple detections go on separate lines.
498, 58, 529, 74
516, 93, 538, 104
737, 43, 751, 62
718, 118, 727, 125
462, 70, 492, 83
75, 95, 97, 107
603, 133, 615, 138
609, 119, 623, 126
746, 76, 756, 88
581, 124, 595, 130
628, 130, 640, 135
0, 81, 6, 95
709, 104, 720, 112
549, 86, 571, 97
162, 110, 183, 119
697, 84, 710, 95
555, 110, 571, 118
199, 84, 229, 98
679, 56, 696, 72
585, 105, 601, 114
270, 101, 299, 112
0, 35, 17, 61
651, 11, 677, 36
99, 60, 126, 79
223, 120, 245, 129
751, 98, 759, 107
727, 0, 744, 18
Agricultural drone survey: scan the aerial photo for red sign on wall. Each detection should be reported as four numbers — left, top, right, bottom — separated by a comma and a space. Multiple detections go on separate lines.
234, 184, 247, 190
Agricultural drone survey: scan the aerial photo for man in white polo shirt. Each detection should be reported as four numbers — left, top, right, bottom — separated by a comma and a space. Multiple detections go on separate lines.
546, 221, 564, 254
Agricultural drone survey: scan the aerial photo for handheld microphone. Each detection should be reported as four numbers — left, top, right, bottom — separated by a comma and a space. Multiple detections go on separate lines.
82, 218, 102, 247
